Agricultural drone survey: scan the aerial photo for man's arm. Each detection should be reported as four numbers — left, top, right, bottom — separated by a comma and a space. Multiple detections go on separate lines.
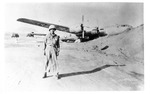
44, 38, 47, 50
44, 41, 47, 50
43, 35, 48, 55
57, 36, 60, 52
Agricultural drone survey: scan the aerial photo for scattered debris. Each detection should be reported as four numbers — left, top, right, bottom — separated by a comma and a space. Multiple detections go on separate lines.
11, 33, 19, 38
101, 45, 109, 50
27, 32, 34, 37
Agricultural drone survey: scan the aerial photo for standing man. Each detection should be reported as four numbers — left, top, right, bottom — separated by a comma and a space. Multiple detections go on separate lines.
43, 25, 60, 79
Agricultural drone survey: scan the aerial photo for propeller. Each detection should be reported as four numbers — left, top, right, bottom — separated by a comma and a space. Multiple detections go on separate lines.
82, 15, 84, 25
81, 15, 85, 38
96, 19, 100, 33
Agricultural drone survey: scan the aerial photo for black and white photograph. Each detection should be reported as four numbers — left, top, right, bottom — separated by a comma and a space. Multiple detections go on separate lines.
3, 1, 144, 91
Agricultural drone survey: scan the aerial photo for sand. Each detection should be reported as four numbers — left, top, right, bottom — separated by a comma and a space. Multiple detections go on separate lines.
4, 24, 144, 91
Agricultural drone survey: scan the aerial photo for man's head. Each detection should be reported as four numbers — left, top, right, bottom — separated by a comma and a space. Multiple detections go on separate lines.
48, 25, 56, 34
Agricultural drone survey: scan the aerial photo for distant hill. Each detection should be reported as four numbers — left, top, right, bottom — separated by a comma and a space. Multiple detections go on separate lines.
102, 24, 133, 35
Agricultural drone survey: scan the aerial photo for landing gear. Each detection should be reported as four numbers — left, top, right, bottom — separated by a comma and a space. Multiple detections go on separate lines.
75, 39, 81, 43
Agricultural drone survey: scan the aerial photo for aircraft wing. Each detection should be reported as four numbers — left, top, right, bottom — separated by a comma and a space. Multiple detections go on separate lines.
32, 33, 46, 36
17, 18, 70, 32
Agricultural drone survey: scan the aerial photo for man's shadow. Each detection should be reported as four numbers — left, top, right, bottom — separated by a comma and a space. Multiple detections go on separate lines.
58, 64, 125, 79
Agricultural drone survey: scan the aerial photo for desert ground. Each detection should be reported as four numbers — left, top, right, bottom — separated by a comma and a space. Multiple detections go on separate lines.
4, 24, 144, 91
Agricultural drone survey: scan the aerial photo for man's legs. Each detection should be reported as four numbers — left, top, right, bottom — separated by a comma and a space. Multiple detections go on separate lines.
43, 47, 52, 78
52, 50, 59, 79
43, 47, 59, 79
43, 51, 49, 78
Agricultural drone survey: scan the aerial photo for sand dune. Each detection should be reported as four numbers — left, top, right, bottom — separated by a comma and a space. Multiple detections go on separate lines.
83, 24, 143, 59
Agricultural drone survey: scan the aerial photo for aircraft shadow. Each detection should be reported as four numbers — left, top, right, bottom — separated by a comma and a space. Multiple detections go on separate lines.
58, 64, 125, 79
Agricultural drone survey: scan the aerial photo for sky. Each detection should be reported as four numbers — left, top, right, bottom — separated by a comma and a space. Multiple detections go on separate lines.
4, 2, 143, 33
